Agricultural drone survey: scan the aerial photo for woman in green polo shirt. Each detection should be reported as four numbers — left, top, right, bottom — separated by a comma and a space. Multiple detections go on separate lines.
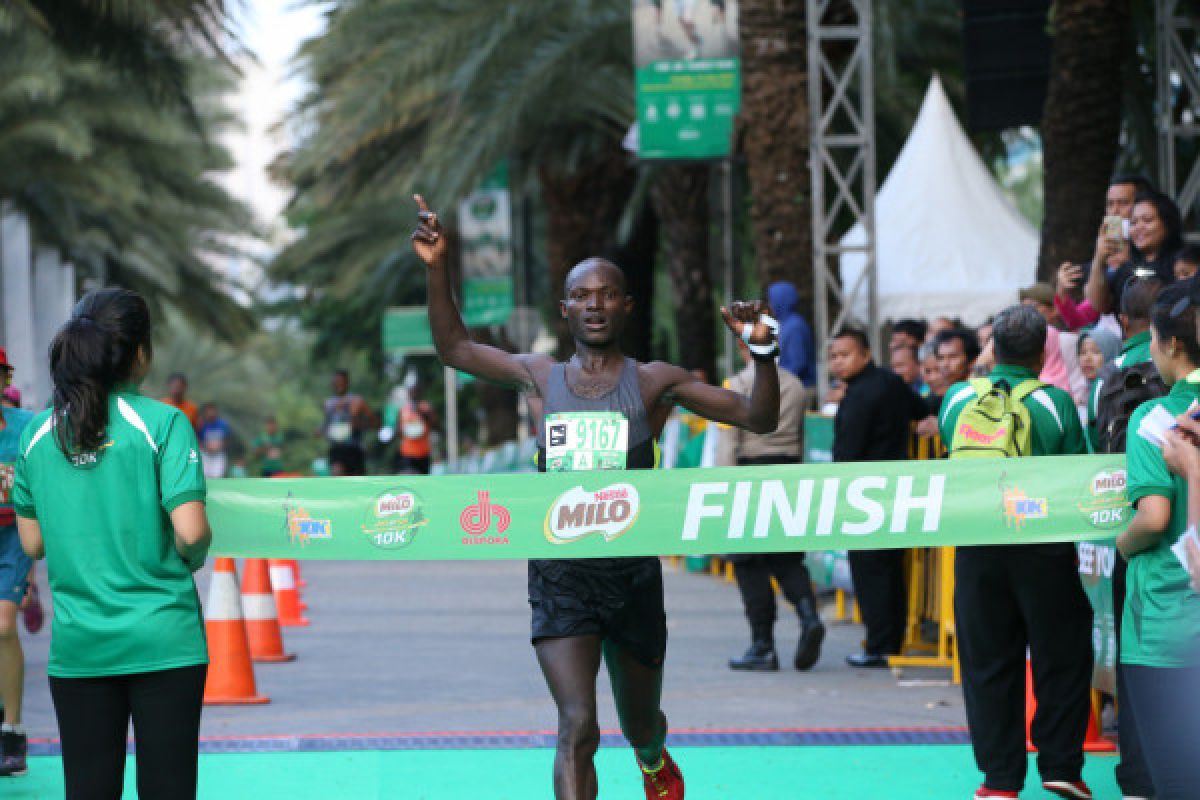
1117, 282, 1200, 799
11, 288, 212, 800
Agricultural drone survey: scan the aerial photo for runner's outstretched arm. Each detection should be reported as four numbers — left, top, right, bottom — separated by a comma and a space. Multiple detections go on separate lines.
661, 301, 780, 433
411, 195, 548, 391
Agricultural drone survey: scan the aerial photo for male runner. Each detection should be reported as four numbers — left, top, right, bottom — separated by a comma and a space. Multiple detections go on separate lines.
412, 195, 780, 800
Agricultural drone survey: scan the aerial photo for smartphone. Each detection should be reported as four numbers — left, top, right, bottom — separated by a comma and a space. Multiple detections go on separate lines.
1103, 215, 1124, 241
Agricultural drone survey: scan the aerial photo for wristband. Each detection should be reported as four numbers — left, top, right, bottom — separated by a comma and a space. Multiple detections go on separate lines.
741, 313, 779, 357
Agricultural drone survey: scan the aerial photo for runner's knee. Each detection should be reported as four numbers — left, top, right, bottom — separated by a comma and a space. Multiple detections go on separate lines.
557, 706, 600, 755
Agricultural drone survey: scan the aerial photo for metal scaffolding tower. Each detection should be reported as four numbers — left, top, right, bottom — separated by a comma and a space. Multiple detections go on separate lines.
808, 0, 878, 393
1157, 0, 1200, 237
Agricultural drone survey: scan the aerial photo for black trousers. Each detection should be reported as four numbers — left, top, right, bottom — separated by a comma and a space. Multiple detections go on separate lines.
48, 664, 207, 800
732, 553, 816, 643
1111, 554, 1154, 796
847, 549, 907, 655
954, 545, 1093, 792
1123, 662, 1200, 800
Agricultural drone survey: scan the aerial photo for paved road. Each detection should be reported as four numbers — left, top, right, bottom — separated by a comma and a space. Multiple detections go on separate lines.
18, 559, 965, 739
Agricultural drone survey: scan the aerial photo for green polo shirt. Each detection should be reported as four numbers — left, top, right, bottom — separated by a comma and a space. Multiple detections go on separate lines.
938, 364, 1087, 458
12, 387, 208, 678
1123, 373, 1200, 667
1087, 330, 1154, 451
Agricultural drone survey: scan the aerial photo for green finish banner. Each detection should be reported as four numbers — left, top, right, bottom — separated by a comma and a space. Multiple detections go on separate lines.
632, 0, 740, 159
208, 454, 1130, 561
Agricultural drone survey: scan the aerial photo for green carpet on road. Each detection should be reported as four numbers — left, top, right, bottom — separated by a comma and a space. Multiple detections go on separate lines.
9, 747, 1120, 799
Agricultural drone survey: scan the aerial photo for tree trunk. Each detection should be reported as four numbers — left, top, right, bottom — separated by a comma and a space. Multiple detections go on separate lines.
1038, 0, 1131, 279
737, 0, 812, 315
538, 143, 637, 357
651, 164, 717, 379
612, 197, 660, 363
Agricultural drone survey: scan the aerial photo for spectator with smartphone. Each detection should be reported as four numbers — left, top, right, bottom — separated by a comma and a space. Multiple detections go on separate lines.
1086, 187, 1185, 314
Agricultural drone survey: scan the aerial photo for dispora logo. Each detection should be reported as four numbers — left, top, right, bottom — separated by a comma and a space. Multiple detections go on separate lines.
544, 483, 640, 544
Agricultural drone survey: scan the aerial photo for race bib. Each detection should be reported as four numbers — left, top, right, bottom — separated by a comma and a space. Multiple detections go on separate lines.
328, 421, 353, 444
545, 412, 628, 472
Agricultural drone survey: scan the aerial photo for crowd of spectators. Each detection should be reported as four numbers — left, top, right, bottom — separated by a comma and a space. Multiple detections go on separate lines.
801, 175, 1198, 800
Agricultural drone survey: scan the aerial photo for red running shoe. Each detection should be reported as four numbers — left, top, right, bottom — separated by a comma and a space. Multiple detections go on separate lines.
21, 585, 43, 634
1042, 779, 1092, 800
638, 749, 684, 799
973, 787, 1018, 799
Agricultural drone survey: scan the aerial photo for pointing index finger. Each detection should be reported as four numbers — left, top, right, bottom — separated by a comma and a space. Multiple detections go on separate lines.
414, 194, 429, 213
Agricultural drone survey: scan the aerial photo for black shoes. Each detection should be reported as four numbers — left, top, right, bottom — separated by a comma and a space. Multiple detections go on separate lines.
729, 641, 780, 671
0, 730, 28, 777
794, 598, 825, 671
845, 652, 890, 668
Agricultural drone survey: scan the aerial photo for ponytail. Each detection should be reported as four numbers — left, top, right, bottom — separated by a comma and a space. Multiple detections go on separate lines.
49, 289, 152, 455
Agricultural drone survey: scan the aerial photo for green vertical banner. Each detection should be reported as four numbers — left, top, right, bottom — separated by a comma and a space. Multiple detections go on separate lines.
632, 0, 740, 159
459, 163, 513, 327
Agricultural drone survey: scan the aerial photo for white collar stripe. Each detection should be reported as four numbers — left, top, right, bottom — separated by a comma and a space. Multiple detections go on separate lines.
1031, 389, 1064, 433
941, 385, 978, 428
116, 398, 158, 453
23, 416, 56, 458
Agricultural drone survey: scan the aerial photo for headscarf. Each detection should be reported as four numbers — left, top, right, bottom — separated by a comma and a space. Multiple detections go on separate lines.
1079, 329, 1122, 366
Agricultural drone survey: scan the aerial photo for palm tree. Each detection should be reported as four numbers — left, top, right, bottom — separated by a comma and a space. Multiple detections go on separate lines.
281, 0, 718, 370
1038, 0, 1132, 278
0, 2, 254, 339
283, 0, 641, 354
737, 0, 812, 314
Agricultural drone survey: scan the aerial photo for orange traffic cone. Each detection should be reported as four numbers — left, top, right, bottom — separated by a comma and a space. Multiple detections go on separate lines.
290, 558, 308, 589
270, 558, 310, 627
203, 558, 269, 705
1025, 658, 1114, 753
288, 559, 309, 610
241, 558, 295, 663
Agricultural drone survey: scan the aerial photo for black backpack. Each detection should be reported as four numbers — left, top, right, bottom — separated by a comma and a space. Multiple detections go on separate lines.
1093, 359, 1168, 453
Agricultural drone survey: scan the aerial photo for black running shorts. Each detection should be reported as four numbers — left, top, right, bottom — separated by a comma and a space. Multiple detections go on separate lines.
528, 557, 668, 668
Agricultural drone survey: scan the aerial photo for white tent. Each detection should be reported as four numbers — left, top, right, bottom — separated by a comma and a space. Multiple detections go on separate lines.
839, 76, 1038, 327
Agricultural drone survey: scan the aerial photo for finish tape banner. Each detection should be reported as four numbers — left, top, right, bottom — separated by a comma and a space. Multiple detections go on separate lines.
207, 454, 1130, 560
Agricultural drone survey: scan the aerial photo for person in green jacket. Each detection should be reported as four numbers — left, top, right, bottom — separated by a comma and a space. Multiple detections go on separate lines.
13, 289, 212, 800
1116, 281, 1200, 799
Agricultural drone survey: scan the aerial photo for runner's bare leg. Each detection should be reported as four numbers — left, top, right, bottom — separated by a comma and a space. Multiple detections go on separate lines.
536, 635, 605, 800
603, 640, 667, 766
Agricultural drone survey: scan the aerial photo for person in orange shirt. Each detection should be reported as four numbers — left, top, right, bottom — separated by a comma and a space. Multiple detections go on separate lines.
394, 384, 439, 475
160, 373, 199, 431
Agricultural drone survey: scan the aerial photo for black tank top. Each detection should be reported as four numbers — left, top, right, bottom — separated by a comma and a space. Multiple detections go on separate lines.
534, 357, 655, 571
536, 357, 655, 470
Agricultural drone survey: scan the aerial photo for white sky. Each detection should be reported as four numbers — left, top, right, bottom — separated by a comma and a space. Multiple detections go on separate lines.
223, 2, 327, 242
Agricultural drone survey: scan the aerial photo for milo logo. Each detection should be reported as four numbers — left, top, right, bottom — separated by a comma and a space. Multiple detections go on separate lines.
362, 488, 427, 549
1090, 470, 1126, 495
544, 483, 640, 544
1077, 468, 1128, 530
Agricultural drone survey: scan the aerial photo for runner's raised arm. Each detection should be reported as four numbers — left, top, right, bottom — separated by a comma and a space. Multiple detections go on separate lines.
411, 195, 549, 392
652, 301, 780, 433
